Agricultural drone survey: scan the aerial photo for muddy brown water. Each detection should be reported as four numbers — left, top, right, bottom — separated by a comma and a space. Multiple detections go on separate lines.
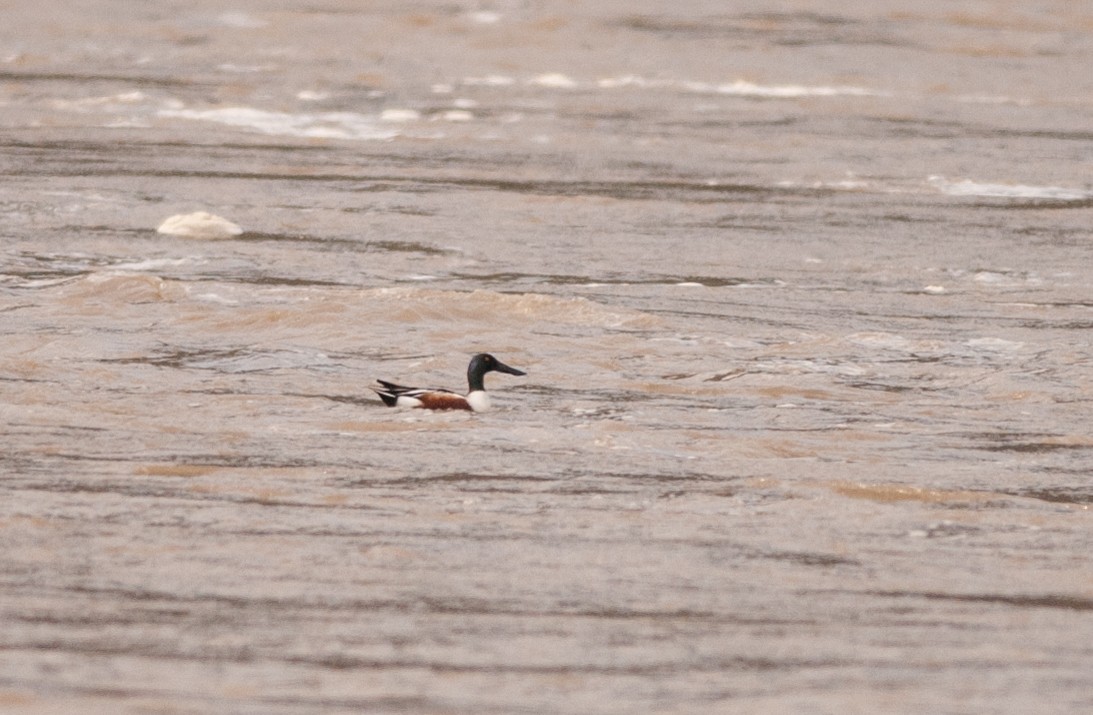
2, 1, 1092, 713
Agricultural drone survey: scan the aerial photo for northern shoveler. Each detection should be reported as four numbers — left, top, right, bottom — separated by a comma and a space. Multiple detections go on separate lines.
372, 353, 526, 412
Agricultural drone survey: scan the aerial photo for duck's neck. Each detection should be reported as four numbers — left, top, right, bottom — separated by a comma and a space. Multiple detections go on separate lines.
467, 368, 486, 393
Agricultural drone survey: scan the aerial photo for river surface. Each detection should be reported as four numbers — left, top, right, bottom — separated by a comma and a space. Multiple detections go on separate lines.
2, 1, 1092, 713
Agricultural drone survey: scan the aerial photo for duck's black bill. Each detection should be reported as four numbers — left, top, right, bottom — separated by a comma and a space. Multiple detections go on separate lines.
496, 361, 526, 376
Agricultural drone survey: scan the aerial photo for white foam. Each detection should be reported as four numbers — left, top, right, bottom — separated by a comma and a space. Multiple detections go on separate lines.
462, 75, 515, 87
777, 178, 870, 191
106, 119, 151, 128
594, 75, 882, 98
217, 63, 273, 73
529, 73, 578, 89
380, 108, 421, 122
438, 109, 474, 122
53, 91, 150, 111
467, 10, 501, 24
481, 73, 882, 98
193, 292, 238, 305
111, 258, 192, 272
714, 80, 878, 98
158, 106, 399, 141
597, 75, 652, 89
929, 176, 1090, 200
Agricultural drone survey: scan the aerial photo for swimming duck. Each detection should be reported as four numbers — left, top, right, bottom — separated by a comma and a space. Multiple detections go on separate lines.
372, 353, 526, 412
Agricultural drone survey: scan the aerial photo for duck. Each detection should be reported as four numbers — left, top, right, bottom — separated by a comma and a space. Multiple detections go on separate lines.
372, 353, 526, 412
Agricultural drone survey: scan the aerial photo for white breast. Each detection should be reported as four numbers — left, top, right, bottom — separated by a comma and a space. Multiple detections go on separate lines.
465, 391, 490, 412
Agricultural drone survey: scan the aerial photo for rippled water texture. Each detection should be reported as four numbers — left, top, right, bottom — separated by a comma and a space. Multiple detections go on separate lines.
2, 1, 1092, 713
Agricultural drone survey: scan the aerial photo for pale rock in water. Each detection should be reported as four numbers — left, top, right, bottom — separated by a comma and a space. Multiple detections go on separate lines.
156, 211, 243, 238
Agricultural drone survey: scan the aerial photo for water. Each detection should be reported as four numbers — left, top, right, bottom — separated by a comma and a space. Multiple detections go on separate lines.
2, 1, 1092, 713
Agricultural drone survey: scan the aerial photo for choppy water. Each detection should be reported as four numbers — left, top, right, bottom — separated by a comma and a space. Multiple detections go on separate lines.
2, 2, 1093, 713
